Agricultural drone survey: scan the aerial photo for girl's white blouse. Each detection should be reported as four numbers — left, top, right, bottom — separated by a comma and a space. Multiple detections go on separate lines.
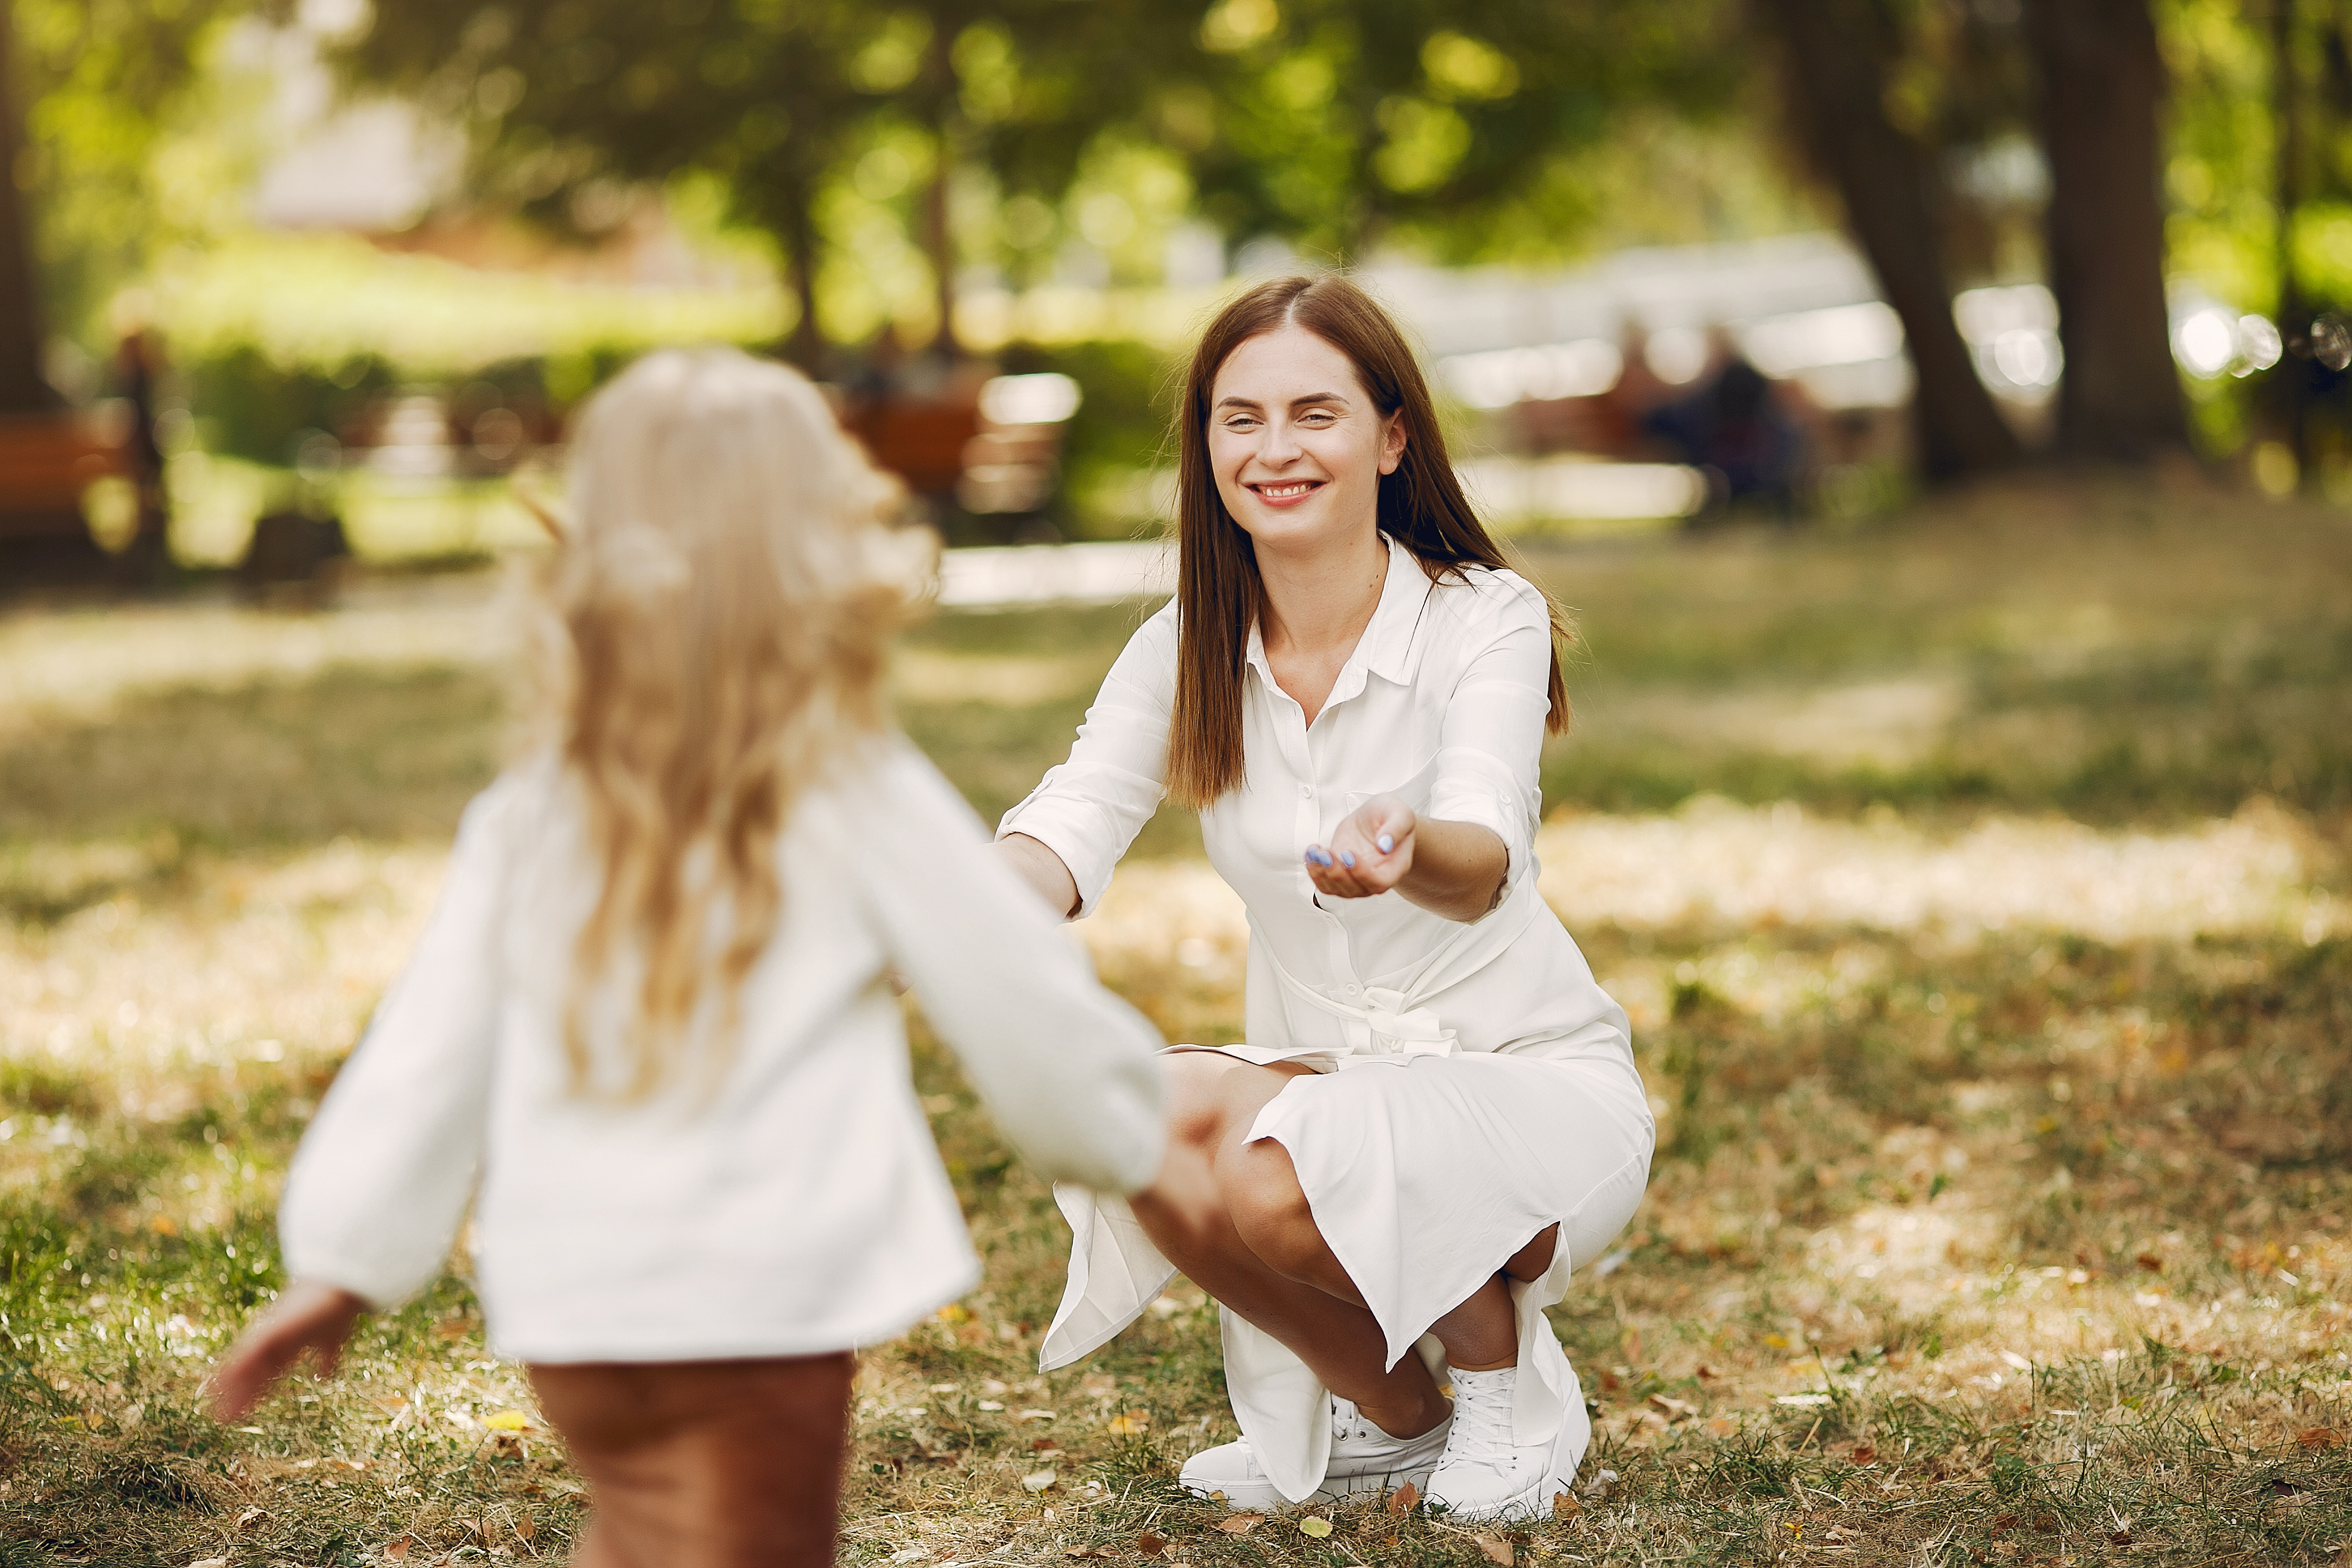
1001, 535, 1633, 1072
280, 739, 1168, 1364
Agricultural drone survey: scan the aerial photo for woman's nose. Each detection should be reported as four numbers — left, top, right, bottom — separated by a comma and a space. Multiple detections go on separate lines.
1259, 420, 1304, 463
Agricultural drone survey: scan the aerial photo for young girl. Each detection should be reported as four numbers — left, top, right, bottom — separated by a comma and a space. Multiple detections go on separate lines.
210, 347, 1181, 1566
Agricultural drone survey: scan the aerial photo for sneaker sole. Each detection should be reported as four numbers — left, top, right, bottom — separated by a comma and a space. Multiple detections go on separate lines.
1182, 1454, 1443, 1513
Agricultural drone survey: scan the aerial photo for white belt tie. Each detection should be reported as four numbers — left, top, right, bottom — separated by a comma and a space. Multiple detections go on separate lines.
1245, 875, 1542, 1070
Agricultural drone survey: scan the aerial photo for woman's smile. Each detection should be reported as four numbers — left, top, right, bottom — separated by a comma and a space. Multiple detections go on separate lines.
1248, 478, 1327, 507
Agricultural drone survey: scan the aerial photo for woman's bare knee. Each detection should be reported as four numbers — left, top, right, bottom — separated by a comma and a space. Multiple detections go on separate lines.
1502, 1222, 1561, 1282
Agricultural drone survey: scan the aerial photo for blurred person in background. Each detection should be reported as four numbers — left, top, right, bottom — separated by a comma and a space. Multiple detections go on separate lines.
111, 321, 170, 564
208, 347, 1203, 1567
997, 276, 1654, 1523
1641, 351, 1807, 520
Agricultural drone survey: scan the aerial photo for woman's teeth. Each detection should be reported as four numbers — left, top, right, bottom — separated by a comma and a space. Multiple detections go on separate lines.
1256, 482, 1320, 498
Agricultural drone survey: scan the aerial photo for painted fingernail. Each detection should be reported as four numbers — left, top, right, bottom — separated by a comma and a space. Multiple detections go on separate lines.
1377, 834, 1394, 853
1339, 852, 1356, 868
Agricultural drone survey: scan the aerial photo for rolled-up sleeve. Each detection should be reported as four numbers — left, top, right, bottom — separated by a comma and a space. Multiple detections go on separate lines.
1425, 576, 1553, 887
280, 779, 520, 1308
995, 605, 1177, 918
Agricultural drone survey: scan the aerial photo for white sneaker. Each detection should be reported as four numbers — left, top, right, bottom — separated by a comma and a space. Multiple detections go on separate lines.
1180, 1396, 1452, 1511
1422, 1366, 1583, 1522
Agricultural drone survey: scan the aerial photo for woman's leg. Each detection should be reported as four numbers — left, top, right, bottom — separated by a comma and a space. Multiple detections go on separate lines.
1128, 1054, 1447, 1440
1424, 1224, 1561, 1371
529, 1353, 855, 1568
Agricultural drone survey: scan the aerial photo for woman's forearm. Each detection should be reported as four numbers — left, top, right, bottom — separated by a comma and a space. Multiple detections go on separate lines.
998, 832, 1082, 921
1395, 818, 1509, 923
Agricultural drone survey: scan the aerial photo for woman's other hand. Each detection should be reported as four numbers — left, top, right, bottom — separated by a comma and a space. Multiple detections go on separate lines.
208, 1279, 369, 1422
1305, 795, 1415, 900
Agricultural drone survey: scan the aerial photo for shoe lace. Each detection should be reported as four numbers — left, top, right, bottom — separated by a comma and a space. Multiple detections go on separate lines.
1330, 1398, 1374, 1445
1441, 1373, 1518, 1467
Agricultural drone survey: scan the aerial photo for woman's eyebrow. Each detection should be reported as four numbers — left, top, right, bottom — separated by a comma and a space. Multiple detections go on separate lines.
1213, 391, 1349, 410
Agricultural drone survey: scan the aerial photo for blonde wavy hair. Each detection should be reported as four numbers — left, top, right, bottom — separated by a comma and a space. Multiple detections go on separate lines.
525, 347, 931, 1100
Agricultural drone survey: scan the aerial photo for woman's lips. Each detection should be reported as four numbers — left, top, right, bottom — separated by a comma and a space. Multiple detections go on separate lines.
1247, 479, 1325, 508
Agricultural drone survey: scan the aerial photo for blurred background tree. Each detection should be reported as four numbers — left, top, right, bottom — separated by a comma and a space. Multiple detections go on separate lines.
2, 0, 2345, 519
4, 0, 245, 410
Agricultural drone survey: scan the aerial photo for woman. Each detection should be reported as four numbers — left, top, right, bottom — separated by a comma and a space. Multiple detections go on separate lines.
995, 276, 1652, 1522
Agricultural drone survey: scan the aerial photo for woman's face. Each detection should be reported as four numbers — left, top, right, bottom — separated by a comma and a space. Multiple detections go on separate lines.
1206, 324, 1405, 555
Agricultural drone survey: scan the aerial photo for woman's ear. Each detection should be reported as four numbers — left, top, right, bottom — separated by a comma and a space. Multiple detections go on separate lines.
1378, 413, 1408, 476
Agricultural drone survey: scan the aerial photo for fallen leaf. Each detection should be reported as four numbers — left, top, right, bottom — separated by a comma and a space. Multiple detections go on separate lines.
1704, 1415, 1740, 1437
1107, 1409, 1151, 1436
1646, 1394, 1696, 1420
1387, 1481, 1418, 1515
2136, 1252, 2164, 1272
1298, 1518, 1333, 1538
1081, 1374, 1119, 1397
1850, 1444, 1877, 1465
1775, 1393, 1832, 1407
384, 1541, 410, 1563
235, 1507, 266, 1529
150, 1214, 178, 1237
484, 1409, 530, 1431
1137, 1532, 1168, 1557
189, 1560, 230, 1568
1022, 1469, 1058, 1493
1694, 1364, 1718, 1380
514, 1513, 536, 1542
1472, 1532, 1514, 1565
978, 1400, 1006, 1411
1218, 1513, 1264, 1534
1064, 1548, 1105, 1560
2109, 1531, 2132, 1547
1551, 1492, 1580, 1520
1016, 1409, 1058, 1422
2297, 1427, 2344, 1450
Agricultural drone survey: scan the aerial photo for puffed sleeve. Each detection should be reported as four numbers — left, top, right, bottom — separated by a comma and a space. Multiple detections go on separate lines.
858, 742, 1168, 1196
278, 775, 525, 1308
1424, 572, 1554, 889
994, 602, 1177, 918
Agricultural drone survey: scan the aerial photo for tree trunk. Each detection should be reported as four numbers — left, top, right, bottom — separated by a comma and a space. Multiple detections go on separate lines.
2025, 0, 2189, 461
776, 177, 827, 374
1753, 0, 2023, 481
2269, 0, 2317, 488
0, 0, 54, 415
921, 26, 960, 358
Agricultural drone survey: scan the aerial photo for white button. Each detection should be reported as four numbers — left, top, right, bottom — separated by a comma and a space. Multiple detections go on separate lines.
1343, 984, 1360, 997
1298, 784, 1313, 798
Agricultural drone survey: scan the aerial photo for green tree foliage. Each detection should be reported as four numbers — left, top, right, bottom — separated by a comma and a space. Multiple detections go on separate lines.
337, 0, 1197, 360
1164, 0, 1747, 264
17, 0, 245, 350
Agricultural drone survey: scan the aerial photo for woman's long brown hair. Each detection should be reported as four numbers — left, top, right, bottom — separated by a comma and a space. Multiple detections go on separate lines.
1164, 274, 1574, 810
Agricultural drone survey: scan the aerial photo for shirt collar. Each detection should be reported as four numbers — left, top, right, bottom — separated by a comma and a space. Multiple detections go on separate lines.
1243, 533, 1436, 699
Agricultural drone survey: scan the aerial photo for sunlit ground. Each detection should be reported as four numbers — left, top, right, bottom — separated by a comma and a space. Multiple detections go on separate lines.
0, 475, 2347, 1566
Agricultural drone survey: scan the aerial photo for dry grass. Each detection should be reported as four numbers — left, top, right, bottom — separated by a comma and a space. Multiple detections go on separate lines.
0, 476, 2346, 1566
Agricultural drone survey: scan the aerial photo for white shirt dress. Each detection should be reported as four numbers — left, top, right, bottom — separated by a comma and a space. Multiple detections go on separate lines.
280, 739, 1168, 1364
1000, 536, 1655, 1501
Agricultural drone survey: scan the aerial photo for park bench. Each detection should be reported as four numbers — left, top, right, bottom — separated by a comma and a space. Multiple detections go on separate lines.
0, 410, 127, 543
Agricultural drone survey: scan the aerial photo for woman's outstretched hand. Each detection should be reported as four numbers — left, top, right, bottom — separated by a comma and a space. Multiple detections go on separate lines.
1305, 795, 1415, 900
208, 1279, 369, 1423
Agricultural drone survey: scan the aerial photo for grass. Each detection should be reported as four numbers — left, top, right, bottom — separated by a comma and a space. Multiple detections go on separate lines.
0, 473, 2346, 1564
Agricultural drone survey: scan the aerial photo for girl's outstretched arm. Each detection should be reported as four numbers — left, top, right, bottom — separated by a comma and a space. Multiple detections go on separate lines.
853, 742, 1168, 1198
209, 1280, 369, 1421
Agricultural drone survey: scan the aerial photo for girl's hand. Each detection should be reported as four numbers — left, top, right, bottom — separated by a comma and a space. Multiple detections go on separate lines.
1304, 795, 1415, 900
208, 1279, 369, 1422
